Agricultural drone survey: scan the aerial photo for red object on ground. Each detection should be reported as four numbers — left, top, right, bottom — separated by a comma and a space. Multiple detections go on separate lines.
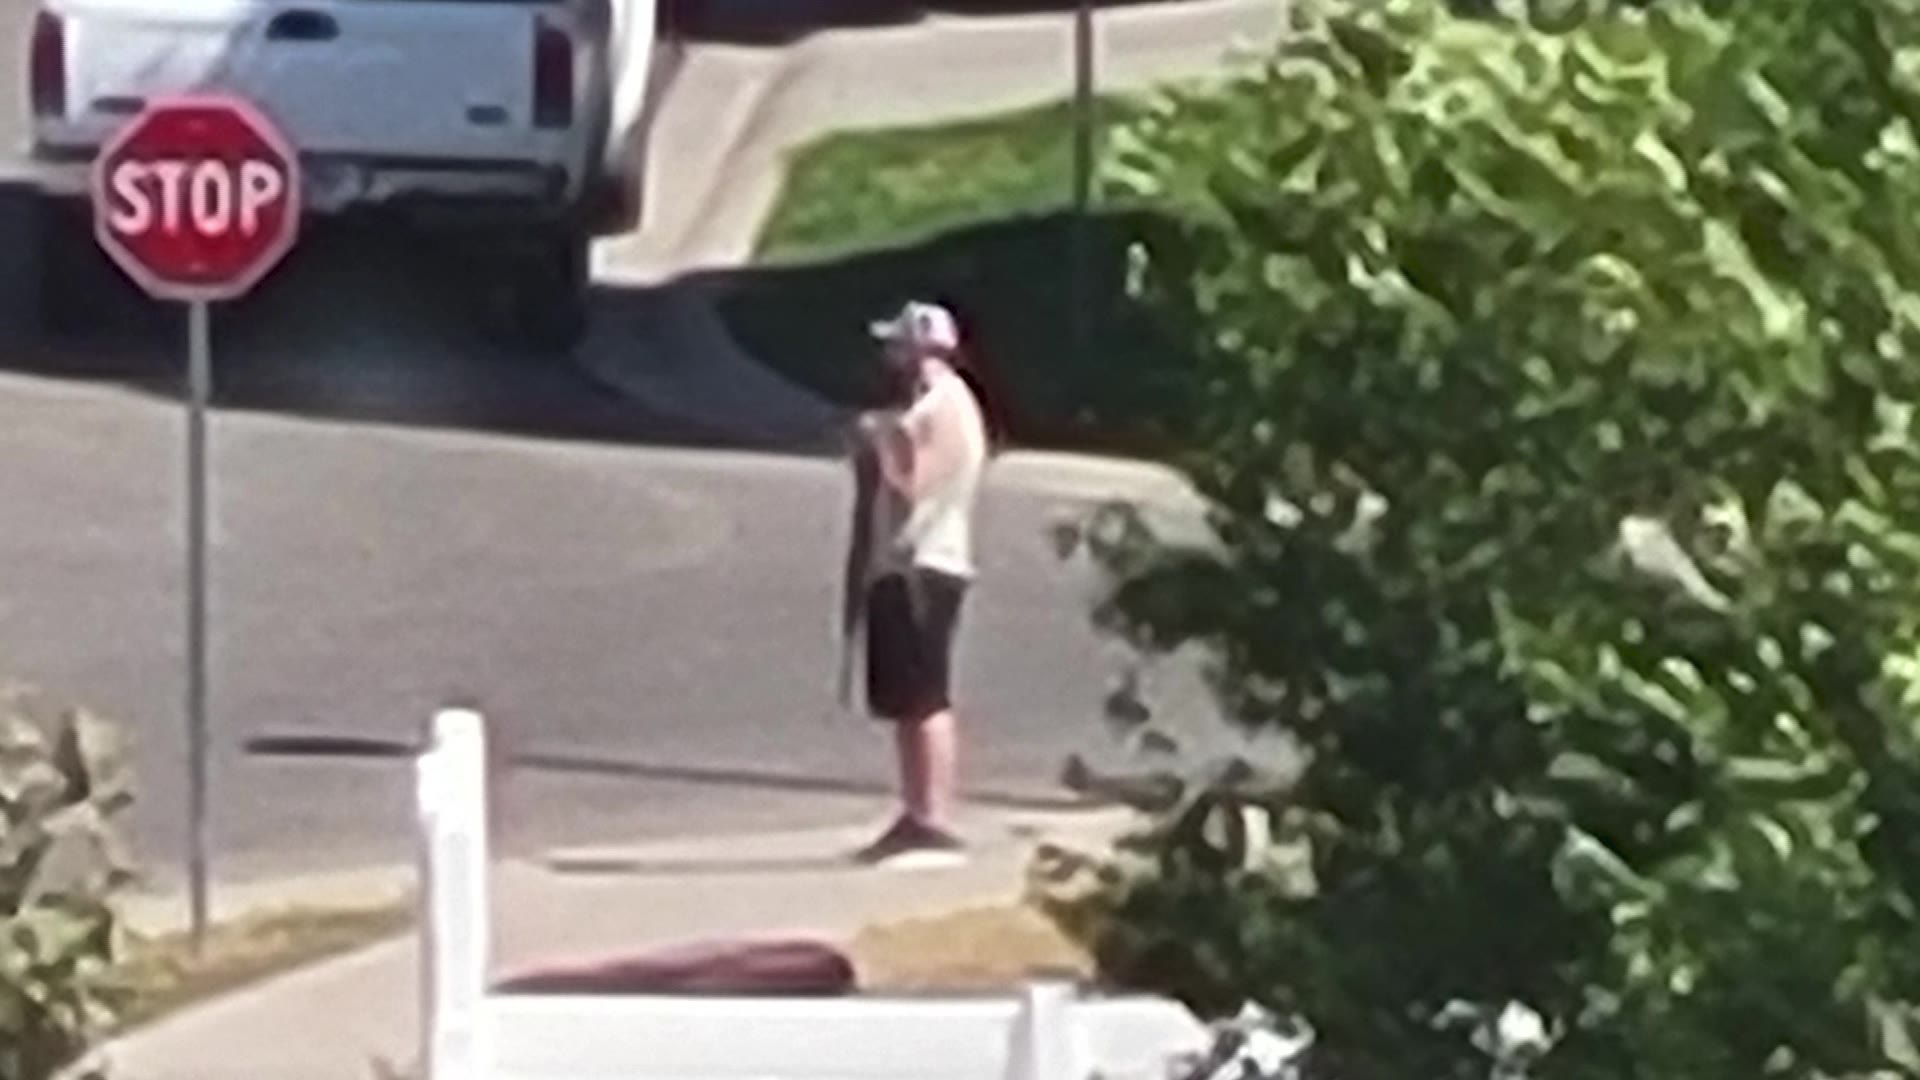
494, 938, 859, 996
91, 94, 302, 303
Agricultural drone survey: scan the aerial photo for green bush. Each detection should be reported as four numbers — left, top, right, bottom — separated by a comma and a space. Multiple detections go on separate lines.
0, 688, 135, 1080
1046, 0, 1920, 1076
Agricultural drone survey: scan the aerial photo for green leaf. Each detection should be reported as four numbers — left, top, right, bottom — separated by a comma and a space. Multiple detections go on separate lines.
1870, 998, 1920, 1074
1722, 755, 1854, 802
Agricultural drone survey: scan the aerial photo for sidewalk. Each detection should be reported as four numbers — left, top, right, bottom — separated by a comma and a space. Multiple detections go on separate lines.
88, 804, 1145, 1080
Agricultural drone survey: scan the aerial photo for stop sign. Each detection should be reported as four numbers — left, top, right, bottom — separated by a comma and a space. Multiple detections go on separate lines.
92, 95, 302, 303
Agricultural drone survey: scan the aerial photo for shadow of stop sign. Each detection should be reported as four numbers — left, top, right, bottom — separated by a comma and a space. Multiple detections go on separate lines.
92, 95, 302, 302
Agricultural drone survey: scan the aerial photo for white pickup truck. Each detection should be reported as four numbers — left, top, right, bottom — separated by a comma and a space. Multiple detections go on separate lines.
26, 0, 660, 350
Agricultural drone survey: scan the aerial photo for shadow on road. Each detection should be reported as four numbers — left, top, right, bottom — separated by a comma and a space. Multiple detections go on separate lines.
244, 731, 1099, 815
0, 182, 1173, 462
0, 180, 823, 457
699, 209, 1185, 457
518, 749, 1098, 814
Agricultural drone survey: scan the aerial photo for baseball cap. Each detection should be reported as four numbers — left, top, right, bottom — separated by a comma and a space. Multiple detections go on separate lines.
869, 300, 960, 354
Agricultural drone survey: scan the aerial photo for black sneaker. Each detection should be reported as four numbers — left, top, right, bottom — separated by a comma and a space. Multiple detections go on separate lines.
853, 816, 967, 868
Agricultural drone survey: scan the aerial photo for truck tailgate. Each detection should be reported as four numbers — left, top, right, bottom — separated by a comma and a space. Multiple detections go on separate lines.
56, 0, 558, 161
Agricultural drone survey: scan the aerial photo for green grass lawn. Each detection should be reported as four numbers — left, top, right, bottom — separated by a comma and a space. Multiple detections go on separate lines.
755, 97, 1134, 265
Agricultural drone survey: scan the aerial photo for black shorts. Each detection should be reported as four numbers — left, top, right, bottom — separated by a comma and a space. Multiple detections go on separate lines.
865, 569, 968, 721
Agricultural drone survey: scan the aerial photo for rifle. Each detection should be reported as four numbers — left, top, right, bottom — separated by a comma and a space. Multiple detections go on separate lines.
838, 431, 882, 708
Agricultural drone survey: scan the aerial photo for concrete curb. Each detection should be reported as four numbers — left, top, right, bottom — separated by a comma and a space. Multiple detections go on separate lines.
111, 801, 1139, 939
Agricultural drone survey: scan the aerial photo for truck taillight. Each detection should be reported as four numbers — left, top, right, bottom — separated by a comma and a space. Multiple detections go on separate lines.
30, 11, 65, 120
532, 21, 572, 129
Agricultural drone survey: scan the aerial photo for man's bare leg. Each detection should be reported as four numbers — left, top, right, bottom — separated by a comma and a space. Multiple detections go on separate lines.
896, 708, 958, 828
855, 709, 965, 864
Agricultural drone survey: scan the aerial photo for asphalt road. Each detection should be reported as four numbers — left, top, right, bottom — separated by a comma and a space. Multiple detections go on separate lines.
0, 226, 1245, 895
0, 0, 1254, 895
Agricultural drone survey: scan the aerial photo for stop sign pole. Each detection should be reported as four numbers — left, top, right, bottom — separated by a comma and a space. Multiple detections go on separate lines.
91, 95, 302, 947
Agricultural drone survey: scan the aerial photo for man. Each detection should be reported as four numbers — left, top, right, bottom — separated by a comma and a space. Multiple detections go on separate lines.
841, 300, 990, 867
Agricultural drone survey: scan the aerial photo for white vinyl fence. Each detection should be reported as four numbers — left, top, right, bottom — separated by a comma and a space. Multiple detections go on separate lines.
415, 708, 1215, 1080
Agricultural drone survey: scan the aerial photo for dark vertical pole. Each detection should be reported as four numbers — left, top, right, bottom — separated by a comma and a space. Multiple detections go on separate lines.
1070, 0, 1095, 370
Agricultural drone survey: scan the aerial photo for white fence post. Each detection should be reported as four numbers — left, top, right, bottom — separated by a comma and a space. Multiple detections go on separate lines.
1005, 981, 1086, 1080
419, 708, 493, 1080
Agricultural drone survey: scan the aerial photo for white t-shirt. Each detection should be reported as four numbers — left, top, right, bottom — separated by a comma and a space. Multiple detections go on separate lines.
868, 366, 988, 581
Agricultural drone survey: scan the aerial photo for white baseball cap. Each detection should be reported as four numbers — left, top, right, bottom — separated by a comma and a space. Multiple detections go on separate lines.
869, 300, 960, 354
